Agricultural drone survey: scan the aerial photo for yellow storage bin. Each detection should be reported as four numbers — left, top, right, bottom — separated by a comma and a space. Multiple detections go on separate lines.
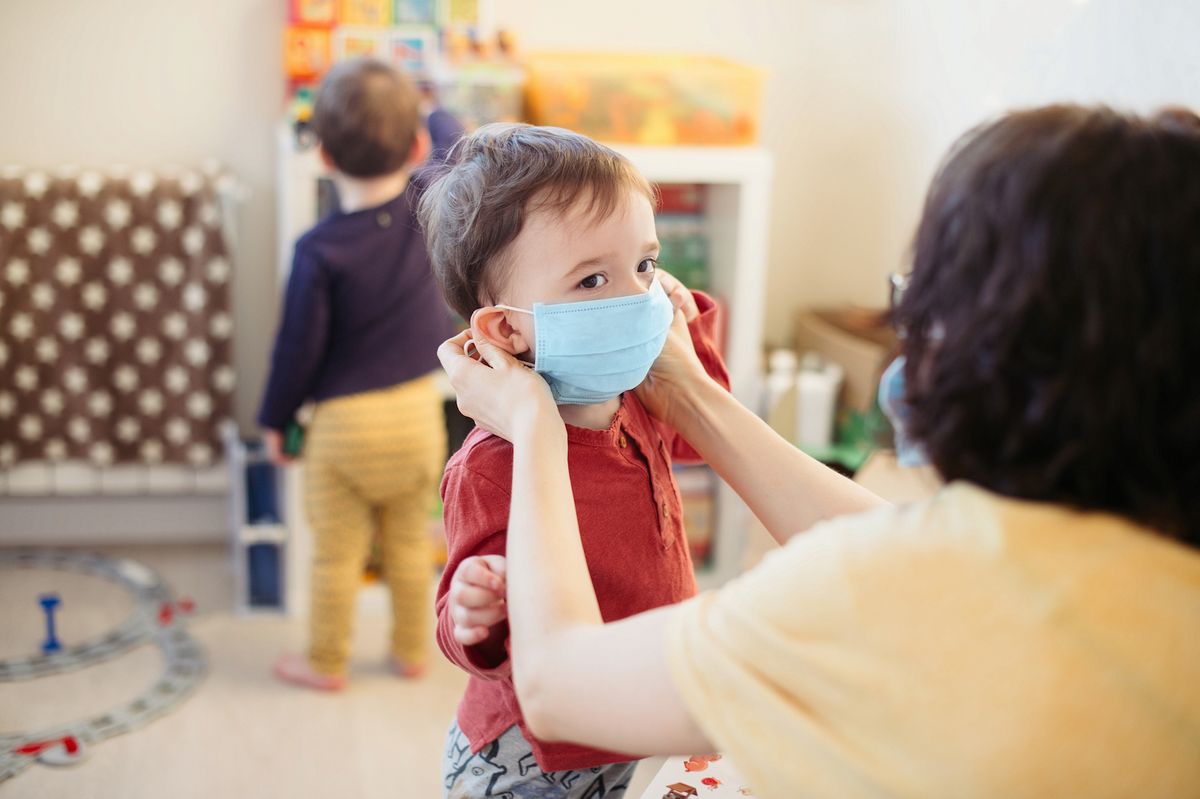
524, 52, 766, 146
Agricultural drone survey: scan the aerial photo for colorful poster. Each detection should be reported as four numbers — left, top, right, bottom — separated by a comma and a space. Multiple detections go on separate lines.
339, 0, 391, 27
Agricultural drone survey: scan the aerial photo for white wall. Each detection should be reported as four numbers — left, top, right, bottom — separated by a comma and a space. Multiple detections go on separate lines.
0, 0, 284, 430
495, 0, 1200, 343
2, 0, 1196, 431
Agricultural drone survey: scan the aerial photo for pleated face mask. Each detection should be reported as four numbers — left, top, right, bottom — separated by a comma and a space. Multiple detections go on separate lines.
495, 277, 675, 405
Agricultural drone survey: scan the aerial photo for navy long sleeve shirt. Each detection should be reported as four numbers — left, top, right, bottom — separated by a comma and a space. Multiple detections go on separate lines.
256, 110, 462, 431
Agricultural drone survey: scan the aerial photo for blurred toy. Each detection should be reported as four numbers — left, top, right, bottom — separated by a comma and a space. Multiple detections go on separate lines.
525, 53, 765, 146
291, 0, 337, 26
446, 0, 478, 26
334, 26, 388, 59
388, 28, 436, 74
663, 785, 698, 799
284, 26, 334, 80
289, 85, 319, 145
340, 0, 391, 27
1, 550, 206, 784
394, 0, 436, 25
657, 213, 710, 292
432, 29, 525, 129
38, 593, 61, 655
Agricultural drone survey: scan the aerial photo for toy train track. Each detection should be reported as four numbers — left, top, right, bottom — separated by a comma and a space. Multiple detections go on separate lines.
0, 549, 206, 783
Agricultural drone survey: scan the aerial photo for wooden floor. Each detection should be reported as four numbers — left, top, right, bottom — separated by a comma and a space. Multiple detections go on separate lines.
1, 455, 934, 797
0, 543, 671, 798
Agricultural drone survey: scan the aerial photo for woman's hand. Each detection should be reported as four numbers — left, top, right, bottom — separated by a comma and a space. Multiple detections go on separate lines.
657, 270, 699, 323
635, 296, 713, 431
437, 330, 558, 442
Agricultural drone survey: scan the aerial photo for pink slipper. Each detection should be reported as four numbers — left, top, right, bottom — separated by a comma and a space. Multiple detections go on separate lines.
389, 656, 427, 679
273, 652, 346, 691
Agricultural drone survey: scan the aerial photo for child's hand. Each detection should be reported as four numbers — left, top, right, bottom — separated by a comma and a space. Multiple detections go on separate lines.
448, 555, 508, 646
657, 271, 699, 323
262, 429, 295, 467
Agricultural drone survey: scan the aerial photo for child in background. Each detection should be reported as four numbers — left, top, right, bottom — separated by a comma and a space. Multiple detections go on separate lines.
417, 124, 729, 798
258, 58, 462, 690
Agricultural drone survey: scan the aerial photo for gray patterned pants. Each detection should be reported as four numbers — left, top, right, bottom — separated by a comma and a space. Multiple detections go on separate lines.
443, 720, 636, 799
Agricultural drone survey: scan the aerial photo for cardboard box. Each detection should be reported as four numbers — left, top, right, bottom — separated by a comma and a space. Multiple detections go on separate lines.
793, 308, 896, 413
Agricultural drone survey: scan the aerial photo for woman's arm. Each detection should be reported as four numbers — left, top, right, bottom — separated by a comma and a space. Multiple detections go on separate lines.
506, 400, 712, 754
637, 313, 887, 544
439, 332, 712, 753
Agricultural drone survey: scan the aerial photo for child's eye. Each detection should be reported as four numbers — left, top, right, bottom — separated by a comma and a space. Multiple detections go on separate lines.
637, 258, 658, 274
579, 273, 608, 289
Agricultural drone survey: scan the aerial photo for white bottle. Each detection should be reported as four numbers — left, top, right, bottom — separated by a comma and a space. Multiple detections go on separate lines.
762, 348, 798, 441
794, 353, 844, 449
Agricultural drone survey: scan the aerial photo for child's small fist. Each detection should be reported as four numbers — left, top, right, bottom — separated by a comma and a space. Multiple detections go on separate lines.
448, 555, 508, 646
657, 271, 700, 323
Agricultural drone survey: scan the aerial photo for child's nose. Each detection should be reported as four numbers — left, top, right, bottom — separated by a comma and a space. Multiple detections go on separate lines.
615, 271, 652, 297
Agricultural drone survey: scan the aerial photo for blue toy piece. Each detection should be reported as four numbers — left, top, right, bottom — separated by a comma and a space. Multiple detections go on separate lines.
39, 593, 62, 655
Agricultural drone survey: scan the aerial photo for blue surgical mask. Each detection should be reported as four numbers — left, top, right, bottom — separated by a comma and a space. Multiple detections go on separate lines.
496, 277, 675, 405
878, 356, 930, 468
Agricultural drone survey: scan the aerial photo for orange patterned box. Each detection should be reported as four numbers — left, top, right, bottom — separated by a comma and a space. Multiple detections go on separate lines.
290, 0, 337, 26
284, 26, 333, 80
525, 53, 766, 146
339, 0, 391, 27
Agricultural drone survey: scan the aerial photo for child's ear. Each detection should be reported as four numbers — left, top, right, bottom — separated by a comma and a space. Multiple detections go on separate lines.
470, 306, 530, 357
407, 129, 431, 168
317, 144, 337, 172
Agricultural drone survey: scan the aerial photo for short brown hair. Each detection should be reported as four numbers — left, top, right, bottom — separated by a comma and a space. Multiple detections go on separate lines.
312, 58, 420, 178
416, 124, 655, 319
893, 104, 1200, 543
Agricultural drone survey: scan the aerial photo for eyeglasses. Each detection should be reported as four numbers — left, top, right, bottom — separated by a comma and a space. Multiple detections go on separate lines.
889, 272, 910, 312
888, 272, 911, 338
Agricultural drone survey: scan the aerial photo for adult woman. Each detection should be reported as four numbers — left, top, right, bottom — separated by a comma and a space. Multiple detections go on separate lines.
438, 106, 1200, 797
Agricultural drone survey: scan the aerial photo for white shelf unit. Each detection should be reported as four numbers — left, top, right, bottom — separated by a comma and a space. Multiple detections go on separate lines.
613, 145, 773, 587
276, 125, 772, 594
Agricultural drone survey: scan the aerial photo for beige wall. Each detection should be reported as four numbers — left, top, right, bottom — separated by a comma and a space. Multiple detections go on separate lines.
2, 0, 1197, 429
0, 0, 283, 430
496, 0, 1200, 345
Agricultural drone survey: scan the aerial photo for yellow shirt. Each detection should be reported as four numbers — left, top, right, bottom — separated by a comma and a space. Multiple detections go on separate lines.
667, 483, 1200, 798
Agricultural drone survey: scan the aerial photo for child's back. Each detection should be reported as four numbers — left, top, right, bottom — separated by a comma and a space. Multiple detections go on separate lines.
259, 58, 462, 692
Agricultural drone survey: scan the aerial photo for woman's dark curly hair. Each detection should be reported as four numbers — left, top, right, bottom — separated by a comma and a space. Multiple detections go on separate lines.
894, 104, 1200, 544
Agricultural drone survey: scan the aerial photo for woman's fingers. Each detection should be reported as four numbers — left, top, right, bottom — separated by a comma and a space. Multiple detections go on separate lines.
658, 271, 699, 322
471, 337, 521, 371
437, 331, 474, 376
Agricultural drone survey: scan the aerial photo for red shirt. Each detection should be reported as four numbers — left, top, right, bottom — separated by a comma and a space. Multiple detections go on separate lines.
435, 292, 729, 772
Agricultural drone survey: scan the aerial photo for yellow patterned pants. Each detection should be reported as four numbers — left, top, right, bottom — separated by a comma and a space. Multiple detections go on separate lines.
302, 374, 446, 675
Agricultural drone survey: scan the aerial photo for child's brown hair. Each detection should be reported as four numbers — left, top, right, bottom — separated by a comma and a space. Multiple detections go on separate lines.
416, 124, 655, 319
312, 58, 420, 178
